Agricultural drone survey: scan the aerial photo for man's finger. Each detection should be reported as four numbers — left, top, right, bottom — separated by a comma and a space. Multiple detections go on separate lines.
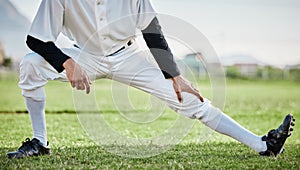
83, 75, 91, 94
200, 95, 204, 102
75, 79, 85, 90
85, 83, 90, 94
71, 81, 76, 88
184, 86, 204, 103
194, 88, 199, 92
176, 89, 182, 103
75, 82, 82, 90
173, 80, 182, 103
191, 88, 204, 102
196, 93, 204, 102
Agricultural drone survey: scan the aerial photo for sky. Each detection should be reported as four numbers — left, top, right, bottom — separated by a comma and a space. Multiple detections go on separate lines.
9, 0, 300, 67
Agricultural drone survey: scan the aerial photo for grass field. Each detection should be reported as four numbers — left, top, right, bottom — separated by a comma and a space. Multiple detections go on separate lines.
0, 74, 299, 169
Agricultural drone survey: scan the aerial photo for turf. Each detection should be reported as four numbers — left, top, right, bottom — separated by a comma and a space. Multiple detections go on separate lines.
0, 76, 299, 169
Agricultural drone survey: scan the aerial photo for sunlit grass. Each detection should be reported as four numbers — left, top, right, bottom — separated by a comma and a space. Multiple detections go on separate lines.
0, 76, 299, 169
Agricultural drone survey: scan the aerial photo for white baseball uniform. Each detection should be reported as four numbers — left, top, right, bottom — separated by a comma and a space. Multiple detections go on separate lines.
19, 0, 267, 153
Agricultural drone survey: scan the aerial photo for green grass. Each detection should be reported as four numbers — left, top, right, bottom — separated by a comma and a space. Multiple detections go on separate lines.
0, 75, 299, 169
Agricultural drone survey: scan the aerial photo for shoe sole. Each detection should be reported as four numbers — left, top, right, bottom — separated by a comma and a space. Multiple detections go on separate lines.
282, 114, 295, 136
277, 114, 295, 155
260, 114, 295, 156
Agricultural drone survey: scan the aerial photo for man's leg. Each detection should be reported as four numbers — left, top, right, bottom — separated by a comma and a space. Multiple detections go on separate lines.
9, 47, 109, 158
6, 53, 61, 158
109, 44, 291, 154
19, 53, 62, 146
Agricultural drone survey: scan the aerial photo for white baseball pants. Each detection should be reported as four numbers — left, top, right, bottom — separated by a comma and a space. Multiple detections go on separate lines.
19, 42, 267, 152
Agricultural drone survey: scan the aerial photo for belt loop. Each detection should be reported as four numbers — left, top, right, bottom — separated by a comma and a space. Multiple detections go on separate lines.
107, 39, 134, 57
127, 39, 134, 47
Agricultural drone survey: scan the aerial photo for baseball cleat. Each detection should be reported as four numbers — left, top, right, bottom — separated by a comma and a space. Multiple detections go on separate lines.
259, 114, 295, 156
7, 138, 51, 159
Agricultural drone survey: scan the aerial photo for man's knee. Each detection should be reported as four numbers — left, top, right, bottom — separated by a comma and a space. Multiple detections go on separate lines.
20, 53, 46, 72
175, 92, 211, 119
19, 53, 48, 90
19, 53, 49, 101
19, 53, 46, 82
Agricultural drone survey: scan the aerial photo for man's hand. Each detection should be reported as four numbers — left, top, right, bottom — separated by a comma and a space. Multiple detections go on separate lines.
171, 75, 204, 103
63, 58, 91, 94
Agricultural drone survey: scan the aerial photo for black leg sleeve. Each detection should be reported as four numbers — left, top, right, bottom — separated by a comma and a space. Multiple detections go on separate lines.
26, 35, 70, 73
142, 17, 180, 79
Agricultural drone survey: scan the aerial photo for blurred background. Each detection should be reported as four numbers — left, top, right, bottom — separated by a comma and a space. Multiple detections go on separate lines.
0, 0, 300, 81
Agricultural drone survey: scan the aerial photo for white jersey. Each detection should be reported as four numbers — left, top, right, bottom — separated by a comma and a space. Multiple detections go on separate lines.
29, 0, 156, 56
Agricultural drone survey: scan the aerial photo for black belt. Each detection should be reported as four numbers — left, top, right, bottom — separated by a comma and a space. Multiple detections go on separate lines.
73, 40, 134, 56
107, 40, 134, 56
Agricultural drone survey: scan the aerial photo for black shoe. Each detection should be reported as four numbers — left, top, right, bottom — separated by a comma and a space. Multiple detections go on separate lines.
7, 138, 51, 159
259, 114, 295, 156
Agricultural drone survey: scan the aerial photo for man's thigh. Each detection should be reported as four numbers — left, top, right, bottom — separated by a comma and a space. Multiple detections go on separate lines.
110, 48, 209, 119
19, 47, 111, 91
61, 48, 110, 80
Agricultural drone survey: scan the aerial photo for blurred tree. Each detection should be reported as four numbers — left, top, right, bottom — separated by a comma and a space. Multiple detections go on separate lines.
290, 69, 300, 82
0, 41, 13, 69
0, 41, 4, 65
3, 57, 12, 68
225, 66, 242, 79
256, 66, 284, 80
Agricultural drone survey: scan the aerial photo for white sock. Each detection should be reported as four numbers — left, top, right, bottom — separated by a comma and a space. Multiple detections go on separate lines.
25, 97, 47, 147
200, 106, 267, 153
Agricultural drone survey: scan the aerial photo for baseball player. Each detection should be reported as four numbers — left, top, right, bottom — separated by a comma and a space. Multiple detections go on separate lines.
7, 0, 294, 158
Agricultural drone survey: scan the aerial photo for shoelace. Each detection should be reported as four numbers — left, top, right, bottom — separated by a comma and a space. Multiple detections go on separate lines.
18, 138, 34, 154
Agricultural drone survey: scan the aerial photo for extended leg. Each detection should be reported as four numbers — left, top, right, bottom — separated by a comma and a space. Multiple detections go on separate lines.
110, 46, 268, 153
201, 106, 267, 152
